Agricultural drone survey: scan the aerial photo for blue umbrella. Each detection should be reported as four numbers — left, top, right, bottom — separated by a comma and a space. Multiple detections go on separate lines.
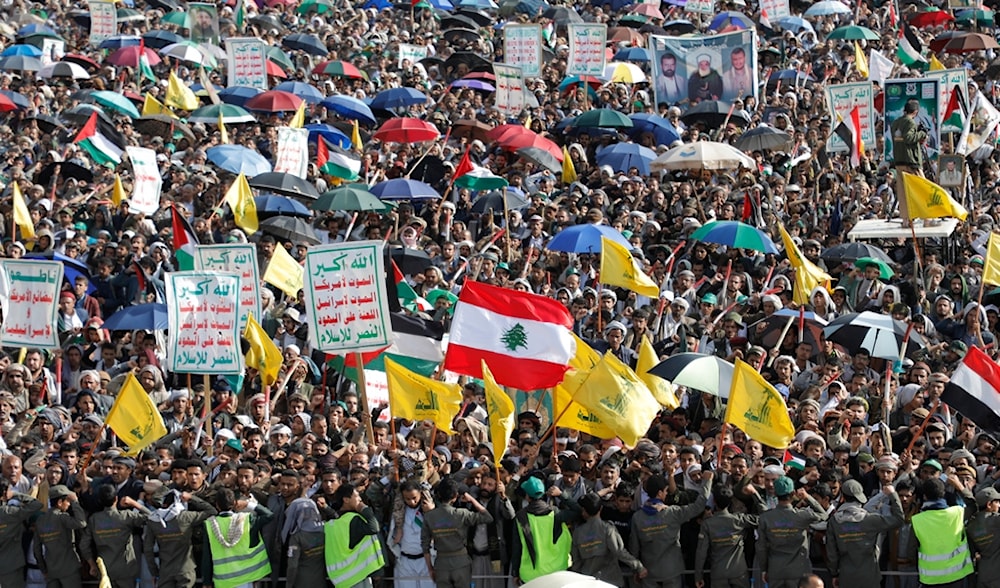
370, 87, 428, 110
1, 44, 42, 57
547, 224, 632, 253
102, 303, 169, 331
98, 35, 142, 50
254, 194, 312, 218
218, 86, 263, 107
371, 178, 440, 200
206, 145, 272, 177
708, 11, 753, 30
275, 81, 325, 105
142, 30, 184, 49
613, 46, 650, 62
16, 24, 58, 38
24, 252, 95, 294
428, 0, 455, 8
627, 113, 681, 146
596, 143, 657, 175
282, 33, 329, 57
0, 90, 29, 109
364, 0, 391, 8
304, 123, 351, 149
776, 16, 815, 33
321, 95, 376, 125
457, 0, 498, 8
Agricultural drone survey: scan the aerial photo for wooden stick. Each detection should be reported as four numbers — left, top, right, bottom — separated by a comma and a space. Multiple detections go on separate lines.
354, 351, 374, 446
79, 423, 107, 472
905, 399, 940, 455
203, 374, 213, 457
767, 316, 796, 367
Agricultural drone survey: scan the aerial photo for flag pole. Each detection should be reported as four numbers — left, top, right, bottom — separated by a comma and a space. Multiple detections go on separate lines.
354, 352, 374, 446
767, 316, 796, 367
79, 423, 107, 472
203, 374, 213, 457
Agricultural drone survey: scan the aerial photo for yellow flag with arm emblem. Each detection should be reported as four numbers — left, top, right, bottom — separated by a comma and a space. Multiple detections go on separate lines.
12, 182, 34, 239
984, 232, 1000, 287
244, 313, 282, 386
600, 236, 659, 297
481, 360, 515, 470
902, 172, 968, 221
165, 71, 199, 111
263, 243, 304, 297
637, 338, 678, 409
553, 334, 616, 438
289, 101, 306, 129
106, 372, 168, 455
385, 357, 462, 433
573, 352, 660, 447
778, 223, 831, 305
112, 174, 127, 207
561, 146, 577, 184
224, 173, 258, 234
724, 359, 795, 449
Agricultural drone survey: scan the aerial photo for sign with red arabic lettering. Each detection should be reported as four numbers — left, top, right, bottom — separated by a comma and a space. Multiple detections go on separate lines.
226, 37, 268, 90
504, 25, 542, 78
567, 24, 607, 77
194, 245, 261, 333
166, 272, 243, 374
494, 63, 525, 119
0, 260, 62, 349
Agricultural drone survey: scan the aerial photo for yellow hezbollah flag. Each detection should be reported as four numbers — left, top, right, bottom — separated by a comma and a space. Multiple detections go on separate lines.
263, 243, 304, 297
902, 172, 968, 221
600, 235, 659, 298
224, 173, 258, 234
554, 333, 616, 438
482, 360, 515, 470
637, 338, 678, 409
11, 182, 33, 239
142, 93, 177, 118
165, 71, 199, 111
854, 42, 869, 77
385, 357, 462, 434
351, 120, 363, 151
244, 313, 282, 386
725, 359, 795, 449
574, 352, 660, 447
289, 101, 306, 129
984, 232, 1000, 287
112, 174, 127, 207
561, 146, 577, 184
106, 372, 168, 455
929, 53, 946, 71
219, 111, 229, 144
778, 223, 831, 305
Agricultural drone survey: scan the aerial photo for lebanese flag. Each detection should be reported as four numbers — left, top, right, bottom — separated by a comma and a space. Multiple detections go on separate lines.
942, 345, 1000, 438
445, 281, 576, 389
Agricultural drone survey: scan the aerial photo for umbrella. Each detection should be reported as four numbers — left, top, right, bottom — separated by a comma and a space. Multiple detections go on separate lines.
457, 0, 498, 8
160, 10, 191, 27
650, 141, 755, 172
500, 132, 562, 160
442, 14, 482, 28
955, 8, 995, 25
451, 118, 492, 141
680, 100, 750, 128
661, 19, 694, 33
259, 216, 321, 245
619, 14, 649, 27
596, 143, 657, 175
547, 224, 631, 253
909, 8, 954, 27
159, 42, 215, 67
804, 0, 851, 16
0, 55, 41, 72
371, 178, 440, 200
35, 161, 92, 185
282, 33, 329, 57
455, 8, 493, 24
542, 5, 582, 25
443, 52, 493, 76
469, 187, 524, 211
248, 172, 321, 200
91, 90, 140, 118
249, 14, 286, 31
602, 62, 646, 84
709, 11, 754, 30
218, 86, 263, 107
734, 126, 793, 151
98, 35, 142, 50
930, 31, 963, 53
944, 32, 1000, 53
766, 69, 814, 90
312, 60, 367, 80
488, 123, 534, 143
314, 184, 388, 212
370, 87, 428, 110
133, 116, 196, 143
442, 28, 482, 44
627, 114, 681, 145
305, 123, 351, 149
24, 114, 65, 133
649, 353, 734, 397
23, 252, 94, 293
320, 95, 376, 125
521, 572, 616, 588
38, 61, 89, 79
514, 146, 560, 172
297, 0, 336, 13
450, 78, 496, 92
101, 303, 170, 331
205, 145, 272, 177
62, 104, 113, 127
254, 194, 312, 218
245, 90, 303, 112
613, 46, 651, 62
823, 311, 925, 360
827, 25, 880, 40
821, 242, 891, 264
274, 81, 325, 105
391, 248, 434, 275
853, 256, 894, 279
374, 118, 440, 143
106, 45, 162, 68
1, 44, 41, 56
750, 309, 829, 354
0, 91, 28, 110
189, 103, 256, 124
631, 3, 664, 18
690, 220, 779, 253
776, 16, 814, 32
142, 30, 184, 49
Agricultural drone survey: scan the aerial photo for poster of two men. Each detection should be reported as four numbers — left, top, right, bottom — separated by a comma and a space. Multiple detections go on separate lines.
651, 30, 758, 109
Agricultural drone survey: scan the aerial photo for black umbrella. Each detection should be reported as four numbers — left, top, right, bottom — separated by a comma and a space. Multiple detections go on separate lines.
823, 311, 925, 360
443, 28, 482, 44
444, 52, 492, 76
749, 308, 828, 356
249, 172, 321, 200
259, 216, 321, 245
147, 0, 182, 11
471, 190, 528, 213
516, 146, 561, 172
133, 115, 196, 143
821, 242, 892, 264
61, 104, 114, 127
442, 14, 481, 29
23, 115, 65, 133
542, 5, 583, 25
649, 353, 734, 397
455, 8, 494, 25
680, 100, 750, 128
639, 23, 668, 34
35, 161, 93, 185
390, 247, 433, 275
407, 156, 447, 186
282, 33, 328, 57
734, 126, 793, 152
249, 14, 286, 32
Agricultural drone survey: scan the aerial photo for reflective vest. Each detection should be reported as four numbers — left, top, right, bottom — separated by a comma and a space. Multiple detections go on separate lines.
516, 511, 572, 583
911, 506, 974, 585
204, 514, 271, 588
324, 512, 386, 587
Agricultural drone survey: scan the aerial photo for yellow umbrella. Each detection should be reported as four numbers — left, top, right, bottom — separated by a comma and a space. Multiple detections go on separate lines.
602, 62, 647, 83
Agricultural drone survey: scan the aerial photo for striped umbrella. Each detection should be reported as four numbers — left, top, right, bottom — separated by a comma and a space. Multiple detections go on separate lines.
648, 353, 734, 397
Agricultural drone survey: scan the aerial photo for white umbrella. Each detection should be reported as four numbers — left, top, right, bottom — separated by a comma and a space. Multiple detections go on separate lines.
805, 0, 851, 17
38, 61, 90, 79
159, 42, 214, 66
602, 62, 646, 83
649, 141, 755, 172
521, 571, 615, 588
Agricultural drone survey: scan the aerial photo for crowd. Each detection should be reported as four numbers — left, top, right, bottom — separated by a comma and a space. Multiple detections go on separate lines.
0, 0, 997, 584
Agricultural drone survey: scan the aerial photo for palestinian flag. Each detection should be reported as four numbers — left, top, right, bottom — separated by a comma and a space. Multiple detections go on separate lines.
783, 449, 806, 470
73, 112, 124, 167
392, 259, 432, 312
171, 205, 199, 270
897, 23, 926, 67
317, 137, 361, 180
329, 312, 446, 378
138, 40, 156, 84
943, 88, 967, 131
451, 146, 474, 183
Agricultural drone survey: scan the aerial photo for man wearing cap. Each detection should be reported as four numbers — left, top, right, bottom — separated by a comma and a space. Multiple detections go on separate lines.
78, 455, 144, 514
79, 484, 148, 588
905, 477, 974, 587
827, 480, 904, 588
143, 486, 218, 588
420, 478, 493, 588
33, 484, 87, 588
0, 477, 43, 588
511, 476, 577, 584
967, 487, 1000, 586
758, 476, 829, 588
571, 491, 646, 586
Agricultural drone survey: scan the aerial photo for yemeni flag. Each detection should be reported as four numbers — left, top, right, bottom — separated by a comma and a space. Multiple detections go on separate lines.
943, 88, 967, 131
317, 137, 361, 180
834, 106, 865, 167
942, 345, 1000, 438
445, 281, 575, 390
171, 205, 199, 270
897, 23, 926, 67
73, 112, 124, 167
330, 312, 446, 378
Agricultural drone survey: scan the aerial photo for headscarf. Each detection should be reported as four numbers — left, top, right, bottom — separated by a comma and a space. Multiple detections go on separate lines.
149, 489, 186, 527
281, 497, 323, 541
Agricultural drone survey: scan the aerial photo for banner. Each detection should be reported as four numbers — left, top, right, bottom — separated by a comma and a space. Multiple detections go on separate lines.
304, 241, 394, 353
226, 38, 268, 90
884, 78, 940, 162
567, 24, 607, 76
825, 82, 876, 152
958, 92, 1000, 155
504, 24, 542, 78
650, 31, 758, 108
89, 1, 117, 47
398, 43, 429, 70
274, 127, 309, 179
925, 68, 969, 133
189, 2, 220, 45
166, 272, 243, 374
760, 0, 790, 19
40, 39, 65, 66
0, 260, 62, 349
686, 0, 715, 14
194, 244, 261, 333
126, 147, 162, 215
493, 63, 525, 119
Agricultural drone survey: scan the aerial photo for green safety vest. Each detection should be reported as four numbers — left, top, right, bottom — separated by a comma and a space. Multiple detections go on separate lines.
911, 506, 974, 585
324, 512, 386, 587
516, 511, 572, 583
204, 514, 271, 588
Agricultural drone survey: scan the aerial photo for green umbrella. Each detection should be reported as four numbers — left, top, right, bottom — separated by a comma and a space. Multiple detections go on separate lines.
956, 9, 994, 25
296, 0, 336, 14
455, 168, 509, 191
314, 184, 388, 211
161, 10, 191, 28
619, 14, 648, 25
189, 103, 256, 124
265, 45, 294, 71
573, 108, 634, 128
117, 8, 147, 22
853, 256, 895, 280
826, 25, 880, 40
689, 220, 779, 253
91, 90, 140, 118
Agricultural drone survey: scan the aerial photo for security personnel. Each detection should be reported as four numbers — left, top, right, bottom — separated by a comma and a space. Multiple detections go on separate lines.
906, 477, 974, 587
967, 487, 1000, 588
694, 485, 757, 588
33, 484, 88, 588
421, 478, 494, 587
284, 498, 327, 588
630, 469, 713, 588
79, 484, 148, 588
758, 476, 828, 588
0, 478, 42, 588
511, 476, 577, 584
827, 479, 904, 588
324, 482, 385, 588
143, 486, 218, 588
202, 488, 274, 588
571, 492, 645, 587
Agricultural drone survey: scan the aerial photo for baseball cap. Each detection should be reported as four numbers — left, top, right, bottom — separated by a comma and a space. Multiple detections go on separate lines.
521, 477, 545, 499
976, 487, 1000, 507
774, 476, 794, 496
842, 479, 867, 503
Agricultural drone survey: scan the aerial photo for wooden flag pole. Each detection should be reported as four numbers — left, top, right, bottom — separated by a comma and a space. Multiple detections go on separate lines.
204, 374, 213, 457
354, 352, 374, 446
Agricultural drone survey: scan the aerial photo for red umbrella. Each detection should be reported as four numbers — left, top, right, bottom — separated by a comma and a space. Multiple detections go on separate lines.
63, 53, 102, 70
930, 31, 963, 52
124, 90, 144, 103
312, 60, 366, 79
0, 94, 19, 113
908, 9, 954, 28
500, 133, 561, 160
486, 123, 533, 143
266, 59, 288, 78
245, 90, 302, 112
631, 3, 664, 19
463, 71, 496, 82
373, 118, 440, 143
105, 46, 161, 68
944, 32, 1000, 53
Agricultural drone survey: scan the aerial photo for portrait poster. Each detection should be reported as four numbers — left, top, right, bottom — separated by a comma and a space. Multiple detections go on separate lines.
884, 78, 940, 162
189, 2, 220, 46
938, 154, 965, 187
650, 31, 758, 108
